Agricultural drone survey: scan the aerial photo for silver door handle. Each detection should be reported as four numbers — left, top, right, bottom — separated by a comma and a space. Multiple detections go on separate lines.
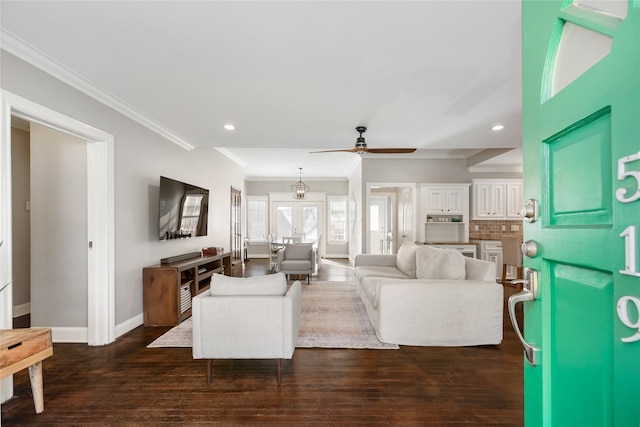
508, 268, 541, 366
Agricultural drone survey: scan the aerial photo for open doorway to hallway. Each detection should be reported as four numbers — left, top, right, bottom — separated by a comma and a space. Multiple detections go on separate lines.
366, 184, 415, 255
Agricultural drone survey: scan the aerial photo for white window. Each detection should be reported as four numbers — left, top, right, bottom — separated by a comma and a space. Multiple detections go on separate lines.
179, 194, 205, 236
328, 196, 348, 243
246, 196, 268, 242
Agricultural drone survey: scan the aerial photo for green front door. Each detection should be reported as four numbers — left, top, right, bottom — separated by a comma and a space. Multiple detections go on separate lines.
520, 1, 639, 426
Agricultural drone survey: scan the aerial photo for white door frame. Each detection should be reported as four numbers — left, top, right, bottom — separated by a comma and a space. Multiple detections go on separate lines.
365, 183, 417, 254
0, 90, 115, 346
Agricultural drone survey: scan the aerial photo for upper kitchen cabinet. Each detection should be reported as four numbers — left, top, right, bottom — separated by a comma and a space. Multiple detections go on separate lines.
418, 184, 470, 242
472, 179, 523, 220
422, 186, 466, 214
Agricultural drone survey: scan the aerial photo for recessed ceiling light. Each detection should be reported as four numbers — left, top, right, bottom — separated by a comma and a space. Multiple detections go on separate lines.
224, 123, 235, 131
492, 124, 504, 131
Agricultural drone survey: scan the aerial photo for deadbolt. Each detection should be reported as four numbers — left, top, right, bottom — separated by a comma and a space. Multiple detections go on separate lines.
521, 240, 538, 257
521, 199, 538, 223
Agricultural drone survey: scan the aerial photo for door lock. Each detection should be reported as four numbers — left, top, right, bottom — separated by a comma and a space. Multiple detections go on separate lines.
521, 199, 538, 223
521, 240, 538, 257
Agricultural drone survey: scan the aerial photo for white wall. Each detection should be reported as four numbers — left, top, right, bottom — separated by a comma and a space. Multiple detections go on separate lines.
1, 51, 245, 327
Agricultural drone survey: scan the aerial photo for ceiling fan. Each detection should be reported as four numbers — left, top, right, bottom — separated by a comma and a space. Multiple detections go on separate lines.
310, 126, 417, 155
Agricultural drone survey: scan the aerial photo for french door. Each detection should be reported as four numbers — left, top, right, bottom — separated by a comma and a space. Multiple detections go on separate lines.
271, 201, 322, 244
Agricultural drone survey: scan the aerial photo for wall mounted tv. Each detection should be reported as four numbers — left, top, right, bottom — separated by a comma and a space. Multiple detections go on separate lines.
159, 176, 209, 240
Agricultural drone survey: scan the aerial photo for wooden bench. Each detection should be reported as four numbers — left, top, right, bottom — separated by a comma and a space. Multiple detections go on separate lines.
0, 328, 53, 413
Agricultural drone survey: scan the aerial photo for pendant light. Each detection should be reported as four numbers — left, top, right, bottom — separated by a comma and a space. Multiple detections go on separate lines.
291, 167, 309, 200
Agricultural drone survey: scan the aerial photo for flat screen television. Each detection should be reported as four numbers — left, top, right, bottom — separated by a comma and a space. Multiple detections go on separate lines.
159, 176, 209, 240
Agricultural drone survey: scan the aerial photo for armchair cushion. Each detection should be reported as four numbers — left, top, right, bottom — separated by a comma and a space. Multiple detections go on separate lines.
415, 246, 466, 280
209, 272, 287, 296
284, 243, 313, 260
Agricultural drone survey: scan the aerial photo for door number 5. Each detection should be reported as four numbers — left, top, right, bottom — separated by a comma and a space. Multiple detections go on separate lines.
616, 151, 640, 203
617, 296, 640, 343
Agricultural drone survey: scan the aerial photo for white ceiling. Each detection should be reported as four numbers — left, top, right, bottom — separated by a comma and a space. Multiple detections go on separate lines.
1, 1, 523, 179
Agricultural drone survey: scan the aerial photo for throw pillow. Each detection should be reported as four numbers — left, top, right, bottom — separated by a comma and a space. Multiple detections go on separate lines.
209, 272, 287, 296
415, 246, 466, 280
395, 241, 418, 278
285, 243, 313, 260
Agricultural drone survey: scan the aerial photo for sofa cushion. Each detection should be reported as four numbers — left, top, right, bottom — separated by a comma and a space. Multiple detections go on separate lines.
285, 243, 313, 260
415, 246, 466, 280
395, 241, 418, 278
464, 257, 496, 282
355, 266, 410, 284
209, 272, 287, 296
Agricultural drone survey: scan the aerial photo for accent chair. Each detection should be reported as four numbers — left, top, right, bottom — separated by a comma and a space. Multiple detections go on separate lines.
192, 272, 302, 385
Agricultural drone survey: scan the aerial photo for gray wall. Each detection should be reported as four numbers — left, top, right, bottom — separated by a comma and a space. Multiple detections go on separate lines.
2, 51, 245, 328
10, 127, 30, 310
245, 179, 348, 195
30, 123, 88, 327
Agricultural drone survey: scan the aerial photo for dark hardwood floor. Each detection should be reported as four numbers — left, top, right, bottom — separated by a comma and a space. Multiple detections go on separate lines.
2, 257, 524, 426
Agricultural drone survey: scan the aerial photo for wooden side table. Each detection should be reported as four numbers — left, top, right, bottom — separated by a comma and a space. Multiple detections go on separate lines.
0, 328, 53, 413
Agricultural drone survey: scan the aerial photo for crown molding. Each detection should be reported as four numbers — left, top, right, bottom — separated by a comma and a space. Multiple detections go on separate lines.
0, 29, 195, 150
215, 147, 247, 168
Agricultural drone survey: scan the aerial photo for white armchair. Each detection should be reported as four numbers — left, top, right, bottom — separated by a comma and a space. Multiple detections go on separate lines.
192, 272, 302, 385
276, 243, 316, 283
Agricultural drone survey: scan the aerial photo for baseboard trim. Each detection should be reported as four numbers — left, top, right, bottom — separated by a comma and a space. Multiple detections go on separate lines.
51, 327, 87, 343
116, 313, 143, 339
323, 253, 349, 259
12, 302, 31, 318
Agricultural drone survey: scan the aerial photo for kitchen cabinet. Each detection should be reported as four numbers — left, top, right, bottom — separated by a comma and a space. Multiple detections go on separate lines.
472, 179, 522, 220
418, 184, 470, 242
423, 187, 465, 214
505, 182, 523, 219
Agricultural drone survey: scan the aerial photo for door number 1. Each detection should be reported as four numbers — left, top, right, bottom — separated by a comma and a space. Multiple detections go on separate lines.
619, 226, 640, 277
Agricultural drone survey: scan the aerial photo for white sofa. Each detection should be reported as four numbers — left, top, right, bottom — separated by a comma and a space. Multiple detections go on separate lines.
354, 243, 503, 347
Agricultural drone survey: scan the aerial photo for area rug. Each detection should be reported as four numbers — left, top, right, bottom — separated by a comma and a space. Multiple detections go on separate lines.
147, 281, 398, 350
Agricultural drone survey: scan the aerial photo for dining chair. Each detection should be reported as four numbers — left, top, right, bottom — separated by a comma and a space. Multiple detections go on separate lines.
500, 236, 523, 289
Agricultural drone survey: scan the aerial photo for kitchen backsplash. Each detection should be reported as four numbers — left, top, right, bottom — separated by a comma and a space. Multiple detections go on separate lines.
469, 220, 524, 241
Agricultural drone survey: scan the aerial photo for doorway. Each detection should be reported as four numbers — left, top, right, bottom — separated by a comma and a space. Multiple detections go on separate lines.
0, 91, 115, 346
366, 183, 416, 255
369, 195, 392, 254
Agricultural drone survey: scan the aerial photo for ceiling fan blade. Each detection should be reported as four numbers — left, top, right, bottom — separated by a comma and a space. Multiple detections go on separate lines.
366, 148, 417, 154
309, 148, 359, 154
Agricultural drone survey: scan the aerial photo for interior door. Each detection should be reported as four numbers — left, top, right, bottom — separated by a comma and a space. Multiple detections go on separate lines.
369, 196, 393, 254
520, 2, 639, 426
230, 187, 241, 261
